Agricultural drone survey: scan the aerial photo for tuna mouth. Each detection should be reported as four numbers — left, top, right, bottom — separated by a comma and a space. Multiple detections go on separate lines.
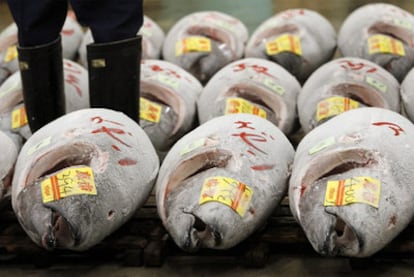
300, 148, 379, 198
328, 83, 387, 108
320, 214, 362, 256
42, 212, 76, 250
182, 212, 223, 252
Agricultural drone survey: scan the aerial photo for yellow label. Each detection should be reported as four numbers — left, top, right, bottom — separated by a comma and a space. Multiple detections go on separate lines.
309, 136, 336, 155
157, 74, 179, 90
368, 34, 405, 56
365, 76, 387, 93
180, 138, 206, 156
225, 97, 267, 119
11, 106, 28, 129
140, 28, 153, 37
27, 136, 52, 156
316, 96, 359, 122
324, 176, 381, 208
175, 37, 212, 56
263, 77, 285, 95
199, 176, 253, 217
4, 45, 18, 62
139, 97, 162, 123
266, 34, 302, 56
41, 166, 97, 203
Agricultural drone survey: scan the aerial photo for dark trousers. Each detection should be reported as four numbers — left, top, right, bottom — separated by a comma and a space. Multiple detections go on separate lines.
6, 0, 143, 46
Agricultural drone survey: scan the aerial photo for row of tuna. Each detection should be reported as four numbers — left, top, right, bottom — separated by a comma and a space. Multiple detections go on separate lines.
1, 2, 414, 259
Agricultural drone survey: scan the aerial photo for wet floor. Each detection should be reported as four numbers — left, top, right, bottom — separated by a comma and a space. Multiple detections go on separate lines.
2, 0, 414, 276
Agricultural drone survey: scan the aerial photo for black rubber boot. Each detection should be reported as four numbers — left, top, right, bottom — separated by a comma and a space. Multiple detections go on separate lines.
87, 36, 141, 123
17, 36, 65, 132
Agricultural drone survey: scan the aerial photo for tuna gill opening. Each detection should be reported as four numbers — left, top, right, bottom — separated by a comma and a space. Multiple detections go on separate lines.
368, 21, 413, 46
301, 148, 378, 194
330, 83, 387, 108
25, 142, 98, 188
223, 83, 285, 125
165, 149, 233, 196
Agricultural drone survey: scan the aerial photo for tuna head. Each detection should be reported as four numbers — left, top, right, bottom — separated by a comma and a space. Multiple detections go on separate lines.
156, 114, 294, 252
198, 58, 300, 136
245, 9, 337, 84
162, 11, 248, 84
290, 107, 414, 257
12, 108, 159, 251
338, 3, 414, 82
298, 57, 400, 133
140, 59, 202, 157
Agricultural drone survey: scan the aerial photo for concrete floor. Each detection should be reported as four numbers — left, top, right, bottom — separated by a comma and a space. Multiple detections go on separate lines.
1, 255, 414, 277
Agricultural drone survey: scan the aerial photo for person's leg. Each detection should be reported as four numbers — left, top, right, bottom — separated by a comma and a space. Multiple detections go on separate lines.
6, 0, 67, 132
70, 0, 143, 123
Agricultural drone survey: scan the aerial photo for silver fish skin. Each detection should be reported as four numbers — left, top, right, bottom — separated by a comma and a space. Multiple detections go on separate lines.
162, 11, 248, 84
290, 107, 414, 257
156, 114, 294, 252
198, 57, 300, 136
338, 3, 414, 82
12, 108, 159, 251
298, 57, 400, 133
245, 9, 336, 84
0, 130, 18, 202
140, 59, 202, 158
0, 59, 89, 141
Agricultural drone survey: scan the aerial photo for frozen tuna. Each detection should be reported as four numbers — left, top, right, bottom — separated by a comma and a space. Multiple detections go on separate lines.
198, 58, 300, 135
0, 130, 18, 202
0, 15, 84, 84
298, 57, 400, 133
338, 3, 414, 82
12, 108, 159, 251
162, 11, 248, 83
245, 9, 336, 83
156, 114, 294, 252
0, 59, 89, 142
400, 67, 414, 121
290, 107, 414, 257
140, 59, 202, 157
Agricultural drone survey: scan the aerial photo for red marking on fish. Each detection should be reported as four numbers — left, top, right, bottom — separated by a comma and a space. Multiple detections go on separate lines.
65, 74, 82, 96
247, 150, 256, 156
300, 184, 306, 197
234, 121, 255, 130
251, 164, 275, 171
112, 145, 120, 151
232, 132, 267, 154
118, 159, 137, 166
372, 121, 405, 136
61, 29, 75, 36
91, 126, 131, 147
90, 116, 124, 126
